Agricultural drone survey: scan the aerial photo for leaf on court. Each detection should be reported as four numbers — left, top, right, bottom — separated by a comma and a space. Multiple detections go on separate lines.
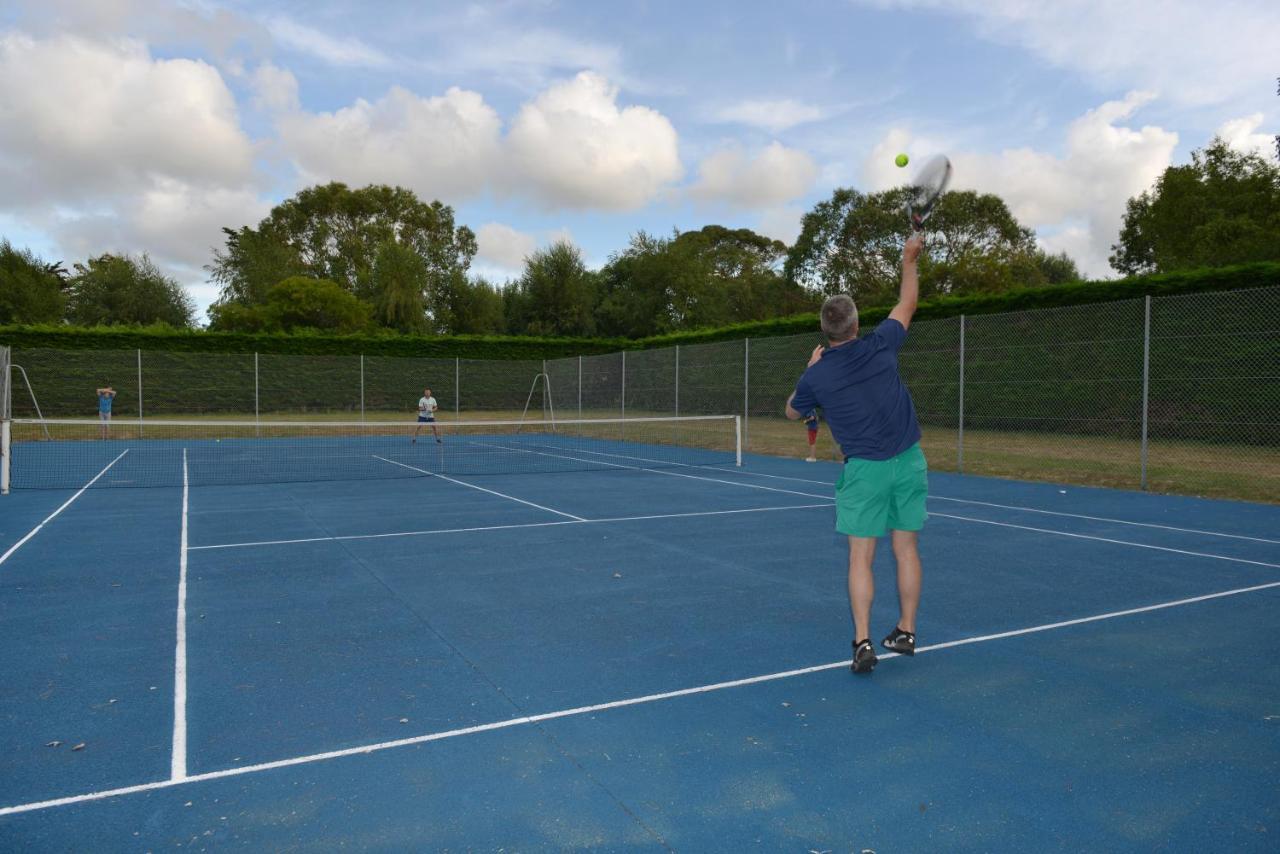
45, 740, 62, 747
71, 743, 85, 751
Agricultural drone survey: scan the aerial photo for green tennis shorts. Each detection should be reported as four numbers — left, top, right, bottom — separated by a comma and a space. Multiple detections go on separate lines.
835, 443, 929, 538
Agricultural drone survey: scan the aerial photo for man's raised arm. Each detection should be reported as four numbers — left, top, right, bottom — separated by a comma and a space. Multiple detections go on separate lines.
888, 233, 924, 331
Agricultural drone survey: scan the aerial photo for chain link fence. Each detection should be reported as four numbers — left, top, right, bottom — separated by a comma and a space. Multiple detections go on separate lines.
4, 286, 1277, 500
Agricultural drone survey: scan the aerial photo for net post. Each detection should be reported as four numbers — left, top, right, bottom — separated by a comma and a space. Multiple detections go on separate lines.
674, 344, 679, 417
1, 345, 10, 421
137, 348, 143, 437
734, 414, 742, 467
742, 338, 749, 451
1141, 295, 1151, 490
957, 315, 965, 474
254, 352, 260, 437
1, 417, 10, 495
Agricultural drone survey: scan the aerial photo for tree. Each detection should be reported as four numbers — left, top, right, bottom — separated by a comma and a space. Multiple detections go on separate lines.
0, 240, 66, 324
785, 187, 1063, 303
1110, 138, 1280, 275
507, 241, 597, 336
372, 240, 428, 333
671, 225, 814, 321
66, 253, 195, 327
444, 275, 506, 335
208, 182, 477, 329
208, 277, 371, 332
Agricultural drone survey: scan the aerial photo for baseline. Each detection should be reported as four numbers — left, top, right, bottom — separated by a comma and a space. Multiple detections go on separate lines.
3, 576, 1277, 818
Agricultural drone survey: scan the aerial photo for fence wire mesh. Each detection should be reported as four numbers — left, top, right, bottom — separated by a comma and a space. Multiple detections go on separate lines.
3, 284, 1276, 501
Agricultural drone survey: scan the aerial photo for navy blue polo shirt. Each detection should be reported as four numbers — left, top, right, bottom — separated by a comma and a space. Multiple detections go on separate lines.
790, 318, 921, 461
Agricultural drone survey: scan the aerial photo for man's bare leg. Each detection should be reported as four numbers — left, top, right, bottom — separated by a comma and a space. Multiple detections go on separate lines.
890, 529, 922, 633
847, 536, 877, 642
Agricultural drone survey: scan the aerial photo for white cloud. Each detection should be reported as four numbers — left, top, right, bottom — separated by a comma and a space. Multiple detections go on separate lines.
713, 99, 829, 133
0, 33, 255, 205
862, 92, 1178, 277
505, 72, 683, 210
756, 206, 806, 245
251, 62, 299, 113
261, 15, 391, 68
691, 142, 819, 208
1217, 114, 1275, 158
855, 0, 1280, 108
475, 222, 537, 272
277, 85, 503, 201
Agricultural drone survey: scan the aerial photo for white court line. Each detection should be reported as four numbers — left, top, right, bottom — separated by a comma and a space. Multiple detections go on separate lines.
171, 449, 190, 781
0, 450, 129, 568
484, 442, 1279, 569
188, 503, 834, 551
702, 469, 1280, 545
521, 441, 1279, 546
930, 512, 1280, 570
4, 575, 1279, 818
373, 455, 585, 521
477, 441, 830, 501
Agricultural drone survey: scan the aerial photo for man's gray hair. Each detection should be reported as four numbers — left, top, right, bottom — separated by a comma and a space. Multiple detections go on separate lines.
820, 294, 859, 342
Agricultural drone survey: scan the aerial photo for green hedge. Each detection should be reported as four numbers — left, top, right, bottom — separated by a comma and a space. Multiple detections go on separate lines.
1, 262, 1276, 357
0, 324, 625, 359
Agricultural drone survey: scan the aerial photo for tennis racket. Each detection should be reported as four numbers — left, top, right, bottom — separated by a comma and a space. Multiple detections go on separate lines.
906, 154, 952, 231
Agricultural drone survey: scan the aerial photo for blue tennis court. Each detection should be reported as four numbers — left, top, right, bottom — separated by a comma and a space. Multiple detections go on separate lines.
1, 428, 1278, 850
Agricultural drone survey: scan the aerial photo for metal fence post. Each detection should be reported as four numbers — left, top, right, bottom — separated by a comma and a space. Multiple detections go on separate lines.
542, 359, 548, 420
577, 355, 582, 418
743, 337, 750, 450
621, 350, 626, 419
958, 315, 965, 474
455, 357, 460, 416
136, 348, 143, 435
359, 354, 365, 424
254, 352, 260, 436
1141, 295, 1151, 490
674, 344, 680, 417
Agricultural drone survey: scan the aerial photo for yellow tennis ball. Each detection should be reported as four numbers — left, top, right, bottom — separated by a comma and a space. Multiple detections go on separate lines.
895, 153, 909, 168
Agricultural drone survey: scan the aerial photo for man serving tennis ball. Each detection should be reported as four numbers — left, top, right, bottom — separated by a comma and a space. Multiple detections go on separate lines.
786, 232, 927, 675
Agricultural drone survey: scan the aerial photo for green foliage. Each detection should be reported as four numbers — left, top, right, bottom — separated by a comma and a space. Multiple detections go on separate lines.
372, 240, 429, 332
634, 262, 1280, 348
211, 277, 371, 333
66, 253, 195, 327
785, 187, 1063, 302
447, 276, 506, 335
0, 240, 66, 324
208, 182, 477, 329
1111, 138, 1280, 275
596, 226, 813, 338
4, 263, 1275, 357
506, 241, 598, 336
262, 276, 372, 332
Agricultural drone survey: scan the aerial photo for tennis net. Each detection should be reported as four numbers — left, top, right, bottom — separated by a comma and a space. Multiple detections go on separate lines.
0, 415, 741, 491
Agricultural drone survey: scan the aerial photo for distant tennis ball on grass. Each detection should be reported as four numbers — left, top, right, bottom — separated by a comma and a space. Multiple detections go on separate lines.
895, 153, 909, 168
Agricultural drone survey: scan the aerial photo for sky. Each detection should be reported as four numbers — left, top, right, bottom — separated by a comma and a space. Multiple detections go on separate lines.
0, 0, 1276, 323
